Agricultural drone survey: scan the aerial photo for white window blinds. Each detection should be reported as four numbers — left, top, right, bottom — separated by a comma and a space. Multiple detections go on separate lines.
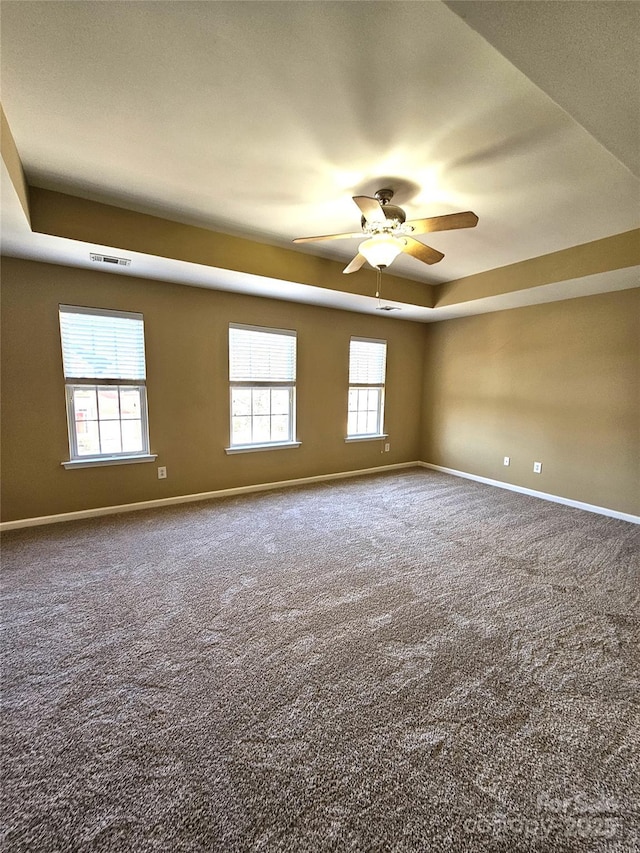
229, 324, 296, 382
59, 305, 146, 380
349, 338, 386, 384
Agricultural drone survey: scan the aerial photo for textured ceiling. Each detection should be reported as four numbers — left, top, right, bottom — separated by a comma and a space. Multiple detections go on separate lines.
1, 0, 638, 319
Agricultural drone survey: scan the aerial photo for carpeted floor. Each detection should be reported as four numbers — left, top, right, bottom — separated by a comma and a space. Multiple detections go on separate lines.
1, 469, 639, 852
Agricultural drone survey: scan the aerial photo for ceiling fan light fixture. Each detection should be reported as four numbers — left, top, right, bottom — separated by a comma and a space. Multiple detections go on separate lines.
359, 234, 405, 269
294, 189, 477, 273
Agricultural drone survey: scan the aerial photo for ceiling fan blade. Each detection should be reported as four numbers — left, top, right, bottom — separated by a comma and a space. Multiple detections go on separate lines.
343, 253, 367, 274
293, 231, 363, 244
405, 211, 478, 235
401, 237, 444, 265
352, 195, 386, 224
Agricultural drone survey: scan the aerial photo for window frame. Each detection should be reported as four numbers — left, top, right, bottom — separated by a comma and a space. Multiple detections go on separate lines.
226, 323, 300, 454
346, 336, 388, 441
59, 305, 155, 468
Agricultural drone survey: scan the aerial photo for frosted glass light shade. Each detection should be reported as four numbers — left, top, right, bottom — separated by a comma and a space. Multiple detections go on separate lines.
359, 235, 405, 269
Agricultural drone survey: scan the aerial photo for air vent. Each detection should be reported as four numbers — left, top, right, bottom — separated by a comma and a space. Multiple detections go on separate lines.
90, 253, 131, 266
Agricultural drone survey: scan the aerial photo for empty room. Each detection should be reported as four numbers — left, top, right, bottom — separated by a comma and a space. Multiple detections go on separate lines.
1, 2, 638, 851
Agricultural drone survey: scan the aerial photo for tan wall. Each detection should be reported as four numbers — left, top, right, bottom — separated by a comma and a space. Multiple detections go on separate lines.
422, 288, 640, 515
0, 257, 425, 521
2, 257, 638, 522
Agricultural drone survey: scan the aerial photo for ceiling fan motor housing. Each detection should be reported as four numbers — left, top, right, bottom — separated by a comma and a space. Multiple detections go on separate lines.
361, 190, 407, 229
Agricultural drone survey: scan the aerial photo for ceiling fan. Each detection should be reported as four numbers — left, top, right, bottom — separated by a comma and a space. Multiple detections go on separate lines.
293, 189, 478, 274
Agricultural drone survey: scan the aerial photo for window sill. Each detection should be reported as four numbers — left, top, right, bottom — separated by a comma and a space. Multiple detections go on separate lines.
62, 454, 157, 469
344, 434, 388, 443
225, 441, 302, 455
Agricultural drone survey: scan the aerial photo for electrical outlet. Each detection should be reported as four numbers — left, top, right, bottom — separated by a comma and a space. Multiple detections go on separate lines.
533, 462, 542, 474
384, 443, 390, 452
158, 466, 167, 479
503, 456, 510, 466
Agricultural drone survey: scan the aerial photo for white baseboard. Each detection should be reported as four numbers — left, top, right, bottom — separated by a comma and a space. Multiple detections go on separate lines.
3, 460, 637, 530
0, 461, 420, 531
419, 462, 640, 525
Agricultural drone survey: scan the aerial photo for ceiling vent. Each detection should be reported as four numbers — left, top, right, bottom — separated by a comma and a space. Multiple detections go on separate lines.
90, 253, 131, 266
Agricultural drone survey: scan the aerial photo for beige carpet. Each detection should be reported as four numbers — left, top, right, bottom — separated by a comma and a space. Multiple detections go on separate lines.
1, 469, 639, 852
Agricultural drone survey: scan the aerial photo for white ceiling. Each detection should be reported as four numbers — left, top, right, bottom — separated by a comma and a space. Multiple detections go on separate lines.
1, 0, 638, 318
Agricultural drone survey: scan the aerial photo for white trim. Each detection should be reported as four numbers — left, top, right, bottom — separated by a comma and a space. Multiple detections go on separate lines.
62, 454, 157, 469
419, 462, 640, 525
3, 461, 637, 530
0, 462, 419, 530
225, 441, 301, 454
229, 322, 296, 338
344, 434, 388, 443
350, 335, 387, 346
59, 304, 143, 323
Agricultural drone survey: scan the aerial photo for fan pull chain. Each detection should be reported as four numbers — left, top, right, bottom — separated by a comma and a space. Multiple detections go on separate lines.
376, 267, 383, 307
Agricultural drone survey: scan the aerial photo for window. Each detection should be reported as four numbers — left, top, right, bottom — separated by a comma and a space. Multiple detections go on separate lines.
228, 324, 298, 451
347, 337, 387, 439
59, 305, 152, 464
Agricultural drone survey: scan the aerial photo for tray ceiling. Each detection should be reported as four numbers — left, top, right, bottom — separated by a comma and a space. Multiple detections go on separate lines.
1, 1, 638, 320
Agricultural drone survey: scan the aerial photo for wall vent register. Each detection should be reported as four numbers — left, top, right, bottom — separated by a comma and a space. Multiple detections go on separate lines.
90, 253, 131, 266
